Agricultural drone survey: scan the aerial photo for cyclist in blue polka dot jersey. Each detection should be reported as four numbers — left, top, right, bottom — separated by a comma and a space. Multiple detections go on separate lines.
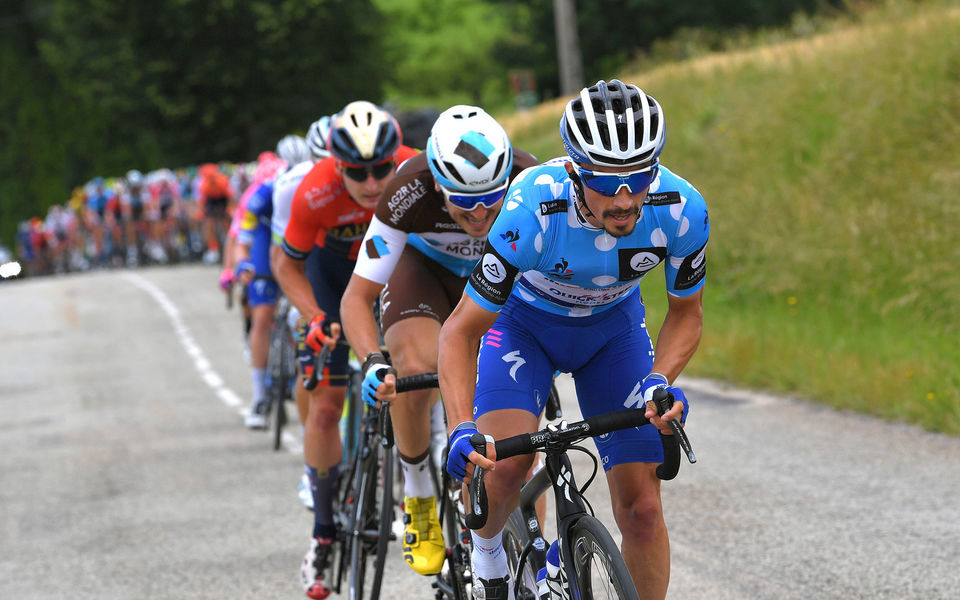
438, 79, 708, 600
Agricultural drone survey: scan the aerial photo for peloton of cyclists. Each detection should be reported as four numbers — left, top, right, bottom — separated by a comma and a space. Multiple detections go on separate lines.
438, 79, 709, 600
339, 104, 538, 577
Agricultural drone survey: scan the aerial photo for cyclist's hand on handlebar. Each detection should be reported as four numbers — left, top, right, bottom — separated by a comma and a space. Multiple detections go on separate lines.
305, 313, 340, 352
360, 351, 396, 406
447, 422, 496, 483
235, 259, 255, 285
219, 268, 235, 291
641, 373, 689, 435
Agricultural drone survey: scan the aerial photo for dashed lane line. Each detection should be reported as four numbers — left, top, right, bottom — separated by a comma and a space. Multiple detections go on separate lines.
125, 272, 303, 455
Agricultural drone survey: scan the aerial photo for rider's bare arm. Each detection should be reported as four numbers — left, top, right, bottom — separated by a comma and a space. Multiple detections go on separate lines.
651, 289, 703, 382
340, 274, 387, 361
438, 293, 500, 433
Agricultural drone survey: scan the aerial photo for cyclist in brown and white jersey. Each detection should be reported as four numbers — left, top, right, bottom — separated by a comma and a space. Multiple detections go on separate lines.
340, 105, 537, 576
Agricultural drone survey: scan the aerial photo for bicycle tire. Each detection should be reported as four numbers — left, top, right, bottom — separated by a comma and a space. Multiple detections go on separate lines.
348, 435, 394, 600
368, 442, 394, 600
504, 510, 540, 600
272, 328, 296, 451
437, 466, 472, 600
348, 452, 371, 600
567, 516, 639, 600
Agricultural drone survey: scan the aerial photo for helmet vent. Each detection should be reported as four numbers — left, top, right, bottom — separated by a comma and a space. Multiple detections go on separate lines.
492, 152, 505, 178
442, 160, 467, 185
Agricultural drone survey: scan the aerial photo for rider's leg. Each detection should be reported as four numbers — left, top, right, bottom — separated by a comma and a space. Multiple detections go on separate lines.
383, 317, 441, 486
244, 302, 274, 427
607, 463, 669, 600
304, 384, 347, 534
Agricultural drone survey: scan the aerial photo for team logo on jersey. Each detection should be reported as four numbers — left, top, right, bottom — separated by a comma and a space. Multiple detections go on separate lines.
499, 228, 521, 251
618, 247, 667, 281
365, 235, 390, 259
539, 199, 567, 215
482, 253, 507, 283
675, 242, 707, 290
550, 258, 574, 279
645, 191, 681, 206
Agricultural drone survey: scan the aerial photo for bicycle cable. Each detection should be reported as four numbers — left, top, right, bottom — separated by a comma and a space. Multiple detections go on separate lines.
567, 444, 599, 518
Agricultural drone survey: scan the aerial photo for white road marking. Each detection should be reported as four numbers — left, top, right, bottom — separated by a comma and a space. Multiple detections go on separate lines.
125, 272, 302, 454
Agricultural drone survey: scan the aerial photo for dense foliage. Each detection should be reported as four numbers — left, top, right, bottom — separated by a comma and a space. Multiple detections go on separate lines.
1, 0, 840, 244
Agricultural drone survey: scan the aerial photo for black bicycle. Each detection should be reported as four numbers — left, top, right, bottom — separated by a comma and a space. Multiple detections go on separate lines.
430, 377, 565, 600
466, 388, 696, 600
310, 339, 438, 600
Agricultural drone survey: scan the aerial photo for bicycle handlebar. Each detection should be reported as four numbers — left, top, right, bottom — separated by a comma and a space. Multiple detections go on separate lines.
380, 373, 440, 448
465, 388, 693, 530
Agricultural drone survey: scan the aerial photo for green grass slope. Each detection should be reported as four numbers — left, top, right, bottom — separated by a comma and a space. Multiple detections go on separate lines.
504, 3, 960, 434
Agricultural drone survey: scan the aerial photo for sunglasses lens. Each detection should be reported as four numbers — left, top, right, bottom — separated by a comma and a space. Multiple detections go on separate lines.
580, 165, 658, 195
446, 188, 507, 211
371, 161, 395, 179
343, 161, 395, 182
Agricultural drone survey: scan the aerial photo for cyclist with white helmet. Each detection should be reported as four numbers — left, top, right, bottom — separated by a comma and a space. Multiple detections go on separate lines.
274, 101, 419, 600
438, 80, 709, 600
339, 104, 537, 577
235, 134, 311, 428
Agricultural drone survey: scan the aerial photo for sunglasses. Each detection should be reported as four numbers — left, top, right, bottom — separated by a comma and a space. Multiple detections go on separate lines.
573, 163, 659, 196
342, 161, 396, 182
440, 184, 508, 212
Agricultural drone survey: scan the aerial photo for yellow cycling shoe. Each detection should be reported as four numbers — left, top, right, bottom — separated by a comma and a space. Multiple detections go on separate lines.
401, 495, 445, 575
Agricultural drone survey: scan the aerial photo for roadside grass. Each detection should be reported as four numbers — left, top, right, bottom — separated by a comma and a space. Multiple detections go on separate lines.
507, 1, 960, 434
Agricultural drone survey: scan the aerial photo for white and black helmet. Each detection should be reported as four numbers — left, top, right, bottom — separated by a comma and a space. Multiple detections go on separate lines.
560, 79, 665, 168
426, 105, 513, 193
306, 116, 331, 159
276, 134, 311, 166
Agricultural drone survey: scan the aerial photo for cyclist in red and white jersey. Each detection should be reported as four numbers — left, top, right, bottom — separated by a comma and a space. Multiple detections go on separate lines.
275, 101, 417, 600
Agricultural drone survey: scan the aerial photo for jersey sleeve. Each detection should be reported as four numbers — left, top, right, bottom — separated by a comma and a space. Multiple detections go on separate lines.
352, 216, 409, 285
237, 184, 268, 246
664, 187, 709, 297
283, 175, 323, 261
465, 188, 546, 312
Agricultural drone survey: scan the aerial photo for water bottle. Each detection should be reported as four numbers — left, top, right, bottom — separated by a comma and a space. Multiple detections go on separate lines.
535, 540, 563, 599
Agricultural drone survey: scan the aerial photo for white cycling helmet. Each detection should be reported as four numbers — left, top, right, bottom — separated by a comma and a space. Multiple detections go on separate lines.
560, 79, 665, 168
126, 169, 144, 187
276, 134, 311, 166
306, 116, 332, 159
328, 101, 402, 166
426, 105, 513, 193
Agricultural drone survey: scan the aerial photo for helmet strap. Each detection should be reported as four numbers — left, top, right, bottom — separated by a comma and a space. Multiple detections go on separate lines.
569, 171, 602, 231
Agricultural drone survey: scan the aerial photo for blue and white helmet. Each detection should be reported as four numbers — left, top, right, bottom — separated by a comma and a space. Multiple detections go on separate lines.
560, 79, 665, 168
426, 105, 513, 194
306, 116, 331, 160
276, 134, 311, 166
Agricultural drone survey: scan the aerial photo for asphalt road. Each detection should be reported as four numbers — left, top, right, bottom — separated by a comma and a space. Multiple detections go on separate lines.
2, 264, 958, 599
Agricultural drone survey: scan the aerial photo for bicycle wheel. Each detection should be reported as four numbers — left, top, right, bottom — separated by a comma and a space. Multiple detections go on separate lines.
567, 516, 639, 600
436, 469, 472, 600
368, 442, 394, 600
349, 437, 394, 600
504, 510, 540, 600
272, 329, 296, 451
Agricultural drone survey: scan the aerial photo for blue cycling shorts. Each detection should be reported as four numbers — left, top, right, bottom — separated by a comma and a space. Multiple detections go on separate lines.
474, 288, 664, 469
246, 277, 279, 307
295, 245, 355, 387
